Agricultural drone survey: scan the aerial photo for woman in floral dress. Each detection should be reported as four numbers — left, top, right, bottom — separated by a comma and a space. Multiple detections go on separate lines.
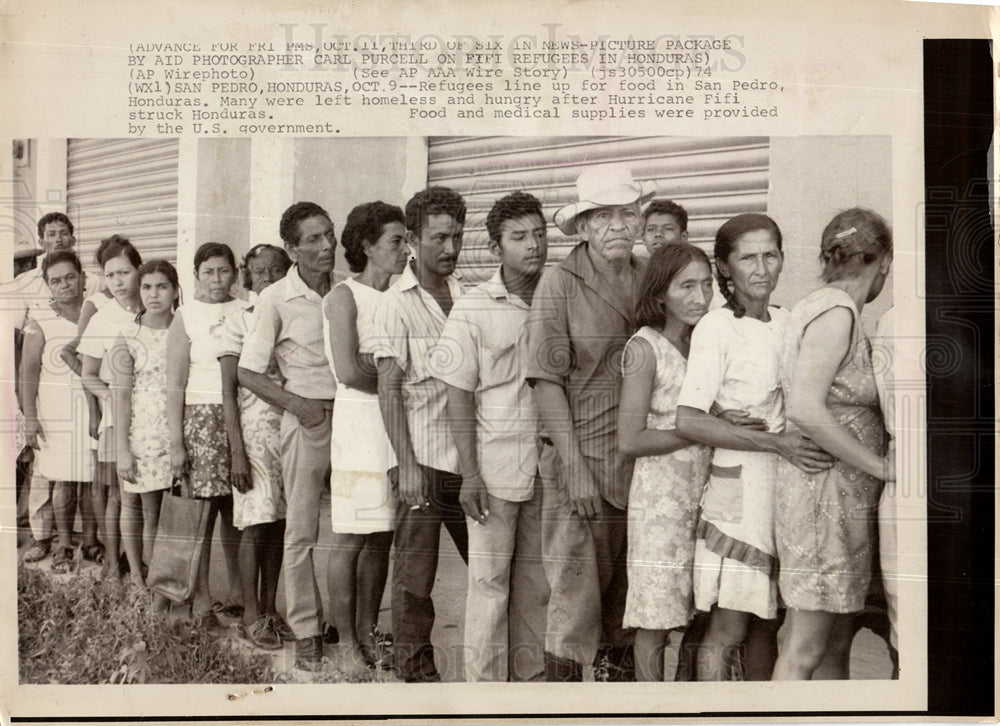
618, 244, 714, 681
772, 208, 894, 680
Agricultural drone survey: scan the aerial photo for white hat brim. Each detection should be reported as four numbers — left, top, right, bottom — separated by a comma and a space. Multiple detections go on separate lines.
553, 180, 658, 236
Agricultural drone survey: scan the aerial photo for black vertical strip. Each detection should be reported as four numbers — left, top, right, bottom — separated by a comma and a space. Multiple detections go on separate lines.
923, 38, 994, 716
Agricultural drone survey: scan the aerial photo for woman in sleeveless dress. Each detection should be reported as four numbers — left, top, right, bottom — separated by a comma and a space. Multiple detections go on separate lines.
21, 251, 93, 572
76, 235, 143, 577
322, 201, 409, 673
772, 208, 894, 680
112, 261, 181, 588
618, 244, 714, 681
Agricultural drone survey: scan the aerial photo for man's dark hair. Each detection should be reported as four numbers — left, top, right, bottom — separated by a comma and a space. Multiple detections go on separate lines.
643, 200, 688, 232
279, 201, 332, 246
485, 191, 545, 245
404, 187, 466, 236
37, 212, 74, 239
42, 249, 83, 283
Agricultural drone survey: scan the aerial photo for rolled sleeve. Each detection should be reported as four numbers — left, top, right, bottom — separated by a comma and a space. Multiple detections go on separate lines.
525, 268, 572, 387
677, 313, 724, 413
239, 295, 278, 374
435, 307, 479, 393
370, 293, 409, 372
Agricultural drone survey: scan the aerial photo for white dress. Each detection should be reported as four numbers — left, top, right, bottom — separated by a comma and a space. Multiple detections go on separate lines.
323, 277, 397, 534
677, 305, 789, 620
29, 312, 94, 483
77, 296, 139, 462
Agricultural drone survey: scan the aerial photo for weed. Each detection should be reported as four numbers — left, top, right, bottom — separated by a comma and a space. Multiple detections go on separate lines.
18, 566, 276, 684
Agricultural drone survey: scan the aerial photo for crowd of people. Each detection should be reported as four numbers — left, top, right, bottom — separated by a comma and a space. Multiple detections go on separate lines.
12, 163, 898, 683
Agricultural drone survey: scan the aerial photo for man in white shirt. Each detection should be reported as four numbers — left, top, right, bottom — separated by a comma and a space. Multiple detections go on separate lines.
238, 201, 337, 670
436, 191, 550, 682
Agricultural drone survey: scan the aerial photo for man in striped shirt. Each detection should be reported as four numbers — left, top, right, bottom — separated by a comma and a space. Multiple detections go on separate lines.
373, 186, 469, 683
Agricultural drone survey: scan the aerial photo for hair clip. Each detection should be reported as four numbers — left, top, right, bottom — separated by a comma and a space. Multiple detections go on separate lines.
834, 227, 857, 239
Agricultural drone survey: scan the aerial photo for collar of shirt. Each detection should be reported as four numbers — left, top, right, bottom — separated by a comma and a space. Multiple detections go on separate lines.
481, 265, 531, 311
396, 260, 464, 308
557, 241, 643, 323
279, 264, 325, 303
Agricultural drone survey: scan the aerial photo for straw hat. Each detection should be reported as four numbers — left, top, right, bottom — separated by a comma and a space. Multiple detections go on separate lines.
553, 165, 658, 236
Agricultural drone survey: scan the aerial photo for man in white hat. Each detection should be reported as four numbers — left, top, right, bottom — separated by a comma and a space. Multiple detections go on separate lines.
526, 164, 656, 681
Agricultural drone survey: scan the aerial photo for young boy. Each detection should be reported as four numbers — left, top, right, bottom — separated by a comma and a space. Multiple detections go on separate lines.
642, 199, 689, 254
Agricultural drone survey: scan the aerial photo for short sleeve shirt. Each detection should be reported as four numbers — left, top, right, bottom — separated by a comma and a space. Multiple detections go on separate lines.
371, 262, 464, 475
239, 265, 337, 400
434, 267, 538, 502
178, 298, 249, 405
677, 305, 789, 433
77, 299, 139, 385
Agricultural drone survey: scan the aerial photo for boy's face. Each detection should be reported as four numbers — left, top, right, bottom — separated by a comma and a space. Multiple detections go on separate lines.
490, 213, 548, 280
642, 213, 687, 254
40, 221, 75, 255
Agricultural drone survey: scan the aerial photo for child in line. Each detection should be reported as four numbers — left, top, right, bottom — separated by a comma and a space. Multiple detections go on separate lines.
219, 244, 294, 649
111, 261, 181, 589
642, 199, 689, 255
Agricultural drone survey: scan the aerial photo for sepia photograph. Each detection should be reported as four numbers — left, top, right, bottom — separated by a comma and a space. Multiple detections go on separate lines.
8, 134, 898, 684
0, 0, 993, 722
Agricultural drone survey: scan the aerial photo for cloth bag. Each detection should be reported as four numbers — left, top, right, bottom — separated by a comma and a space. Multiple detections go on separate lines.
147, 477, 211, 603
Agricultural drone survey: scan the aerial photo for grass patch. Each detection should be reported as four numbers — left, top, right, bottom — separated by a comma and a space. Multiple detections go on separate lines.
18, 565, 397, 685
18, 566, 276, 684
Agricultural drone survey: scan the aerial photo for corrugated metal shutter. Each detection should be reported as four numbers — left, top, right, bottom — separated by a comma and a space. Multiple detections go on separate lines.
427, 136, 769, 285
66, 139, 179, 274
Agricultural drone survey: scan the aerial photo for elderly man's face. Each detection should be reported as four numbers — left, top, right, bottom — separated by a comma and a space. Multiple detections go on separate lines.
577, 202, 641, 263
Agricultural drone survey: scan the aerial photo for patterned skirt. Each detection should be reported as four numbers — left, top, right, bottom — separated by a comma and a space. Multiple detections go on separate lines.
183, 403, 232, 498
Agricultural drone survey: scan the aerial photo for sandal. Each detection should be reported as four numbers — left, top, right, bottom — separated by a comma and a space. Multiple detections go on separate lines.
81, 543, 106, 564
51, 547, 75, 574
232, 617, 282, 650
269, 613, 295, 642
194, 610, 226, 634
212, 600, 245, 619
248, 617, 282, 650
23, 540, 51, 563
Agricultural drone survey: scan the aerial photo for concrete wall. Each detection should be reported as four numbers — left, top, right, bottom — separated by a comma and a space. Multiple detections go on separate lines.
190, 137, 419, 278
195, 138, 252, 258
768, 136, 893, 333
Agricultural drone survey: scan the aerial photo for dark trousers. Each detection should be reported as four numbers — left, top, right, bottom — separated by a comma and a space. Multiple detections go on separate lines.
390, 465, 469, 681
